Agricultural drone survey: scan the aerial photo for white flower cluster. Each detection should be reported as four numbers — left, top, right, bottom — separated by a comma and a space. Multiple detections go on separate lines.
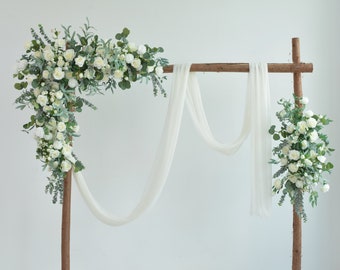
270, 96, 334, 220
14, 22, 168, 203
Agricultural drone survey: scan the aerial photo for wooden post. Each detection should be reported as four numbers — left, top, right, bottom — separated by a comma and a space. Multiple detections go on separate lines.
292, 37, 303, 270
61, 170, 72, 270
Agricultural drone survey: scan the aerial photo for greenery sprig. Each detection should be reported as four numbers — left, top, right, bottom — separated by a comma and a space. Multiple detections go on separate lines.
13, 20, 168, 203
269, 95, 334, 221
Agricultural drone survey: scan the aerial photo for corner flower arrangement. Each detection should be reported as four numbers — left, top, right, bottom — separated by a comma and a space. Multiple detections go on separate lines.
269, 95, 334, 221
13, 20, 168, 203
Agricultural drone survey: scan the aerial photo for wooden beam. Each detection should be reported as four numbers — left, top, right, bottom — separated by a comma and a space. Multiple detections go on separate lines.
163, 62, 313, 73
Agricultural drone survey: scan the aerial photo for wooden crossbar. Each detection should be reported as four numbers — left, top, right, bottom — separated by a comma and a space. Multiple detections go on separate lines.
163, 62, 313, 73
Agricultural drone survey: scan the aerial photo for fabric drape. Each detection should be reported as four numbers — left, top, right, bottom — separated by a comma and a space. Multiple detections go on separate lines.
74, 63, 272, 226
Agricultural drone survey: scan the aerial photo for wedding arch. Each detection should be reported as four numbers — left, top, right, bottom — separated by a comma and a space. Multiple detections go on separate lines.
14, 22, 334, 270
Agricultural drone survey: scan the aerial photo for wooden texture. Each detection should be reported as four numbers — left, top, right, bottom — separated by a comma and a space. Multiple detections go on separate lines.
163, 62, 313, 73
61, 170, 72, 270
292, 37, 303, 270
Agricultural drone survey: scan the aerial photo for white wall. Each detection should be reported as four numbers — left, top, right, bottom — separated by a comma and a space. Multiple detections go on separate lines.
1, 0, 339, 269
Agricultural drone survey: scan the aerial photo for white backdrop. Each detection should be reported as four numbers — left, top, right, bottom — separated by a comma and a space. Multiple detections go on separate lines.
1, 0, 339, 269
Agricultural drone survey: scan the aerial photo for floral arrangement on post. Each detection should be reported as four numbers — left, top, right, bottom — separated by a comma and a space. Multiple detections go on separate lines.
269, 95, 334, 221
13, 20, 168, 203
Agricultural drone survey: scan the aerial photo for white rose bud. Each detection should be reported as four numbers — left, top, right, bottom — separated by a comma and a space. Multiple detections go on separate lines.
137, 44, 146, 55
301, 97, 309, 105
155, 66, 164, 76
321, 184, 330, 193
274, 179, 282, 190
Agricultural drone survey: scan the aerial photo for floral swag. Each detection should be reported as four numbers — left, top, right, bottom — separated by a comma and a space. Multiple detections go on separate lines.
269, 96, 334, 221
14, 20, 168, 203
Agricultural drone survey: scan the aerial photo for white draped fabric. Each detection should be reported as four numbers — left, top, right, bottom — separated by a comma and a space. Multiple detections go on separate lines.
74, 63, 272, 226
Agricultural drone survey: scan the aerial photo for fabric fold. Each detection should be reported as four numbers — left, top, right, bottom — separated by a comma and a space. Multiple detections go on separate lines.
74, 63, 192, 226
74, 62, 272, 226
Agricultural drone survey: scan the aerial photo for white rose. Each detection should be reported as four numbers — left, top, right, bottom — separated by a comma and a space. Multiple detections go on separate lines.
53, 67, 65, 80
286, 124, 295, 133
301, 97, 309, 105
301, 140, 308, 150
55, 91, 63, 99
125, 53, 134, 63
55, 38, 66, 49
93, 56, 106, 69
26, 74, 37, 85
75, 55, 86, 67
61, 160, 72, 172
50, 149, 60, 159
307, 118, 317, 128
137, 44, 146, 55
96, 47, 105, 56
155, 66, 164, 76
274, 179, 282, 190
62, 144, 73, 158
280, 158, 288, 166
304, 110, 314, 118
310, 150, 317, 159
289, 150, 300, 161
288, 163, 299, 173
24, 41, 32, 50
321, 184, 330, 193
42, 70, 50, 79
131, 58, 142, 70
297, 121, 308, 134
56, 132, 64, 140
147, 65, 155, 73
35, 127, 45, 138
309, 130, 319, 142
57, 57, 65, 67
37, 95, 48, 107
128, 42, 137, 52
17, 59, 28, 71
282, 145, 290, 155
64, 49, 75, 62
304, 159, 313, 166
53, 140, 63, 150
317, 156, 326, 163
43, 48, 54, 61
33, 88, 41, 97
114, 69, 124, 79
295, 180, 304, 189
57, 122, 66, 132
84, 69, 94, 79
289, 175, 297, 183
68, 78, 78, 88
34, 51, 42, 58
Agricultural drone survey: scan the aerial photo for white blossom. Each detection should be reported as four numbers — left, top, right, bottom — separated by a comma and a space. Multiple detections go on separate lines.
132, 58, 142, 70
301, 140, 308, 150
43, 48, 54, 61
289, 150, 300, 161
61, 160, 72, 172
137, 44, 146, 55
57, 122, 66, 132
309, 130, 319, 142
128, 42, 137, 52
307, 118, 317, 128
301, 97, 309, 104
304, 159, 313, 166
75, 55, 86, 67
68, 78, 78, 88
274, 179, 282, 190
55, 91, 63, 99
35, 127, 45, 138
304, 110, 314, 118
297, 121, 308, 134
321, 184, 330, 193
42, 70, 50, 79
288, 163, 299, 173
317, 156, 326, 163
93, 56, 106, 69
125, 53, 134, 63
295, 180, 304, 189
37, 95, 48, 107
53, 67, 65, 80
155, 66, 164, 76
53, 140, 63, 150
17, 59, 28, 71
114, 69, 124, 79
63, 49, 75, 62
